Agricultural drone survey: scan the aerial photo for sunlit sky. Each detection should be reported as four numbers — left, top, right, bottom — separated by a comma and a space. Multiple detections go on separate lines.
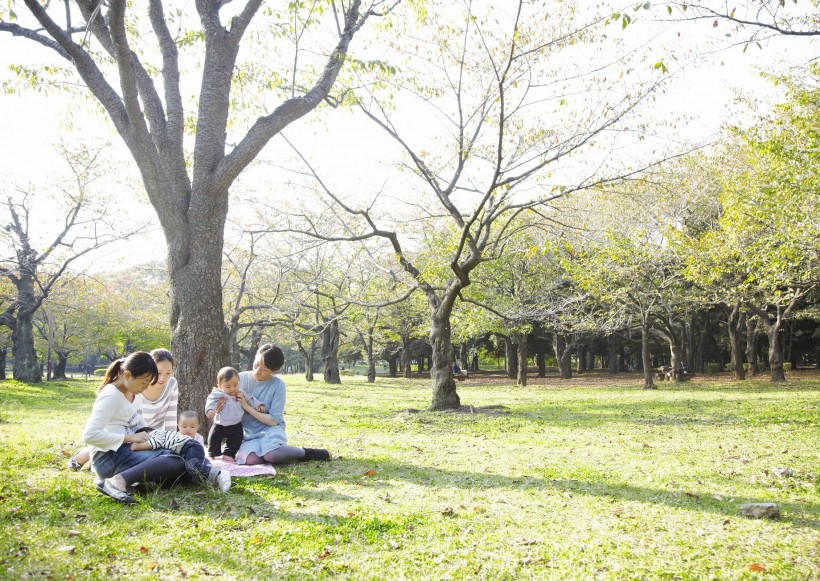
0, 3, 817, 270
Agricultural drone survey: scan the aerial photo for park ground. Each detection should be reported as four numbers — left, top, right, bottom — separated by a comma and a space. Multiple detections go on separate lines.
0, 370, 818, 580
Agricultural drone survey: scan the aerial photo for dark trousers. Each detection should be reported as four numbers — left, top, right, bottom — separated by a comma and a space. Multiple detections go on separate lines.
208, 422, 244, 458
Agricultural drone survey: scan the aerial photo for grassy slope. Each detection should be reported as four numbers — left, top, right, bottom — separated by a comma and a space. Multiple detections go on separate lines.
0, 372, 817, 580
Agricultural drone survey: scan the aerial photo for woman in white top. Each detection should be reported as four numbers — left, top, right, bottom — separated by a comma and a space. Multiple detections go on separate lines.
69, 348, 180, 469
83, 352, 195, 503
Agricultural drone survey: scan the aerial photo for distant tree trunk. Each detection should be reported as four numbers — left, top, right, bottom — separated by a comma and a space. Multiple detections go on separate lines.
12, 308, 40, 383
296, 338, 316, 382
745, 316, 761, 377
362, 330, 376, 383
553, 332, 573, 380
576, 344, 586, 374
471, 352, 479, 371
608, 335, 619, 375
727, 302, 746, 380
401, 334, 412, 379
536, 350, 546, 377
503, 335, 518, 379
513, 331, 528, 386
51, 350, 68, 380
387, 355, 398, 377
459, 343, 469, 372
766, 324, 786, 382
322, 319, 341, 384
0, 348, 6, 380
641, 323, 655, 389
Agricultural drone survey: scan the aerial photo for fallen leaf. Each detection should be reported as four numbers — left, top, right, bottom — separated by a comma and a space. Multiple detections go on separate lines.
613, 508, 624, 516
459, 504, 466, 510
520, 540, 538, 546
722, 519, 731, 526
685, 492, 701, 500
67, 530, 80, 537
748, 563, 767, 572
57, 546, 76, 554
139, 546, 149, 554
250, 537, 263, 545
713, 19, 719, 27
317, 548, 331, 560
473, 506, 483, 512
347, 511, 356, 518
442, 507, 454, 516
170, 499, 180, 510
364, 469, 377, 476
148, 562, 159, 570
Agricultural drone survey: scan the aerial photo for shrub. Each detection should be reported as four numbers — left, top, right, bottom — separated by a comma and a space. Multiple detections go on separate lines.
704, 363, 721, 375
783, 362, 793, 372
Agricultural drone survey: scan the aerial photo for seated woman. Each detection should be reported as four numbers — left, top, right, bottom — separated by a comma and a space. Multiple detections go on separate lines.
83, 352, 228, 503
233, 344, 330, 465
69, 348, 179, 470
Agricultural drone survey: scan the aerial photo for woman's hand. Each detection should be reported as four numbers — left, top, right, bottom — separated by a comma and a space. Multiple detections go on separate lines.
123, 432, 149, 444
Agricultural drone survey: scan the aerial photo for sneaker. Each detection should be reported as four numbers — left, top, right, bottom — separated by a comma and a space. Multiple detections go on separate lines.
215, 470, 231, 492
303, 448, 332, 462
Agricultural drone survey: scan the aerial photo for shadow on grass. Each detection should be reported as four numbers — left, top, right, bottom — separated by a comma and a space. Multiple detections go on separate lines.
265, 457, 820, 532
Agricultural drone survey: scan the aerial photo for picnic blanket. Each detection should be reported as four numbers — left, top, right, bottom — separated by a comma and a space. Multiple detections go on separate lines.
210, 459, 277, 477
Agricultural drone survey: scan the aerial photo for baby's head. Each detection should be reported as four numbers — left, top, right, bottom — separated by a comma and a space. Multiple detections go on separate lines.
217, 366, 240, 396
178, 410, 200, 438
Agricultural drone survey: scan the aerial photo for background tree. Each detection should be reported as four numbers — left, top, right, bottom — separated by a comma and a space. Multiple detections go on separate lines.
1, 0, 393, 407
275, 0, 677, 408
0, 144, 135, 382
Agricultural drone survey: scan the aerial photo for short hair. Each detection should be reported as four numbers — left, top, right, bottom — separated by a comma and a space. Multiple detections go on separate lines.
257, 344, 284, 372
179, 410, 199, 425
151, 348, 175, 366
217, 366, 239, 383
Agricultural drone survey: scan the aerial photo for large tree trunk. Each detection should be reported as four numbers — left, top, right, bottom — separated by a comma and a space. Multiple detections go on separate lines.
387, 355, 398, 377
0, 348, 6, 380
13, 306, 40, 383
169, 227, 230, 415
641, 323, 655, 389
322, 318, 341, 384
553, 332, 573, 380
745, 316, 760, 377
727, 302, 746, 381
459, 343, 469, 372
429, 311, 460, 410
514, 331, 528, 386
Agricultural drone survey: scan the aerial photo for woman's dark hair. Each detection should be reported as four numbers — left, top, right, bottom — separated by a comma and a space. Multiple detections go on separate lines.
257, 344, 284, 372
98, 352, 159, 393
217, 366, 238, 383
150, 348, 175, 366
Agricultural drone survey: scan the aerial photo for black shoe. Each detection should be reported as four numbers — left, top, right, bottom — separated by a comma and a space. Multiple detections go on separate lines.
302, 448, 331, 462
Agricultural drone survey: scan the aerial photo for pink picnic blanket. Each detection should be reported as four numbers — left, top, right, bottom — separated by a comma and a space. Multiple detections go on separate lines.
210, 459, 277, 477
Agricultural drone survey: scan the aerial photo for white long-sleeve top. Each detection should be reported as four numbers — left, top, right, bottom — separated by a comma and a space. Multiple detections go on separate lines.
82, 384, 147, 452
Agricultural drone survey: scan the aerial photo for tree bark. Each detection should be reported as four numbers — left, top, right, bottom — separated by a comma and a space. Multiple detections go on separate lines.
400, 334, 412, 379
745, 316, 760, 377
608, 334, 619, 375
514, 331, 528, 386
429, 310, 459, 410
727, 302, 746, 380
12, 307, 40, 383
322, 318, 341, 384
766, 324, 786, 382
0, 348, 6, 380
537, 350, 546, 377
553, 332, 573, 380
576, 344, 586, 374
641, 323, 655, 389
51, 350, 68, 380
503, 335, 518, 379
387, 355, 398, 377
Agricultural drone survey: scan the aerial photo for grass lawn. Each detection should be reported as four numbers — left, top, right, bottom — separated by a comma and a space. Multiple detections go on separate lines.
0, 370, 818, 580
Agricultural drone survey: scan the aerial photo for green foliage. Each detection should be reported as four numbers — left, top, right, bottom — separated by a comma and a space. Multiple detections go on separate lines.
704, 363, 721, 375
